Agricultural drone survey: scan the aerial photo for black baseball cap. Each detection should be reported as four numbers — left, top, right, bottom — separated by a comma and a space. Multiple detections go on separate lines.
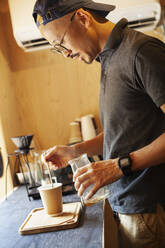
33, 0, 115, 27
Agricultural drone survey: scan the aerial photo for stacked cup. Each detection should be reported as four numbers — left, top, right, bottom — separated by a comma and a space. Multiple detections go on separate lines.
81, 115, 97, 141
69, 121, 82, 144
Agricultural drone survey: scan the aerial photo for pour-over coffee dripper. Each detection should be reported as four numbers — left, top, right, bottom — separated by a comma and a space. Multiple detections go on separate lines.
11, 134, 34, 155
11, 135, 41, 200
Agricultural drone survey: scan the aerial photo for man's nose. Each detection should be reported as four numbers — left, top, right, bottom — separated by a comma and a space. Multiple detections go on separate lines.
63, 49, 72, 58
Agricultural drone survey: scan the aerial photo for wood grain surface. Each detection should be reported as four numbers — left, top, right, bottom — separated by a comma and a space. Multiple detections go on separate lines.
0, 0, 9, 13
19, 202, 82, 235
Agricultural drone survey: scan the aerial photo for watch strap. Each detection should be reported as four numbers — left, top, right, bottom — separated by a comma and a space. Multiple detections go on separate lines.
118, 155, 132, 176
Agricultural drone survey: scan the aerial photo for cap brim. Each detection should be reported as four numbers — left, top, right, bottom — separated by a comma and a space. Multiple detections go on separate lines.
83, 1, 115, 17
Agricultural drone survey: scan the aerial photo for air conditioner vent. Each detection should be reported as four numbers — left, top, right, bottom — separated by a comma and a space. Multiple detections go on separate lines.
23, 42, 49, 49
107, 1, 161, 33
128, 17, 156, 29
21, 38, 51, 51
22, 38, 46, 45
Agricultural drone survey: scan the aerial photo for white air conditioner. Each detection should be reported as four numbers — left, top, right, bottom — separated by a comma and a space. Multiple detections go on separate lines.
8, 0, 51, 52
106, 0, 161, 32
9, 0, 161, 52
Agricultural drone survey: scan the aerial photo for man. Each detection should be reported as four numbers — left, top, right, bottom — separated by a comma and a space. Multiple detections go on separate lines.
33, 0, 165, 247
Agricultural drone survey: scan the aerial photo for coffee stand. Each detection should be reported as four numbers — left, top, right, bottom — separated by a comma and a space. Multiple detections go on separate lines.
2, 135, 118, 247
0, 185, 105, 248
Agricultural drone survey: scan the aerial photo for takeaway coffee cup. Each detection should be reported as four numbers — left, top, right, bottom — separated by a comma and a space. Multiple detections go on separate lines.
38, 183, 63, 216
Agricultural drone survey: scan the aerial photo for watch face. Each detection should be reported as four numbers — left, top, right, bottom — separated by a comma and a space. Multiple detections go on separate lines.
118, 156, 132, 176
120, 158, 129, 167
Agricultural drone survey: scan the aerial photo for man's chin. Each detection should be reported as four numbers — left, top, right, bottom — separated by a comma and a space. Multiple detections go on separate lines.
82, 55, 95, 64
82, 59, 93, 64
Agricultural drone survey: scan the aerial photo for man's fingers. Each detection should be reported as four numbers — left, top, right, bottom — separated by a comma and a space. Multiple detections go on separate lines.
78, 182, 100, 200
85, 185, 99, 200
78, 179, 92, 197
74, 171, 91, 190
43, 146, 57, 161
73, 164, 90, 182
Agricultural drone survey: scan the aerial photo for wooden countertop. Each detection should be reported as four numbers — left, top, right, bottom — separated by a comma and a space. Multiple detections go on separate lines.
0, 186, 104, 248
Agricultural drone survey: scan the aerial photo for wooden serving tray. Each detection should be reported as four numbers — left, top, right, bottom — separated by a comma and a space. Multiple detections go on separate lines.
19, 202, 82, 235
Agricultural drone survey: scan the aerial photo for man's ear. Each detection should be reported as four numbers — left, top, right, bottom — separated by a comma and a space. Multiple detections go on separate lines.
75, 9, 92, 29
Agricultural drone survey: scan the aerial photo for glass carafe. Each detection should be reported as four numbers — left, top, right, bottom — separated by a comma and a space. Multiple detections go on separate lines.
69, 153, 110, 206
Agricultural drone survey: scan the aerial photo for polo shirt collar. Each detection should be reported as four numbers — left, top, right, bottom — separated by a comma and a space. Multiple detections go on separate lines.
101, 18, 128, 53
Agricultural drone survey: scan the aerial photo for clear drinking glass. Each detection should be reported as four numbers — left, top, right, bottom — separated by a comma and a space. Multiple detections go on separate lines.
69, 153, 110, 206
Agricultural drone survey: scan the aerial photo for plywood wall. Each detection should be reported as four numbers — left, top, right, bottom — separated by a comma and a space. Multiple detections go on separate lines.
3, 1, 165, 150
160, 0, 165, 6
2, 12, 102, 149
0, 13, 25, 201
0, 11, 101, 201
13, 60, 101, 148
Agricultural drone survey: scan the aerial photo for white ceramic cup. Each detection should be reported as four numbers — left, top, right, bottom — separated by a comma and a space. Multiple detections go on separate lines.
38, 183, 63, 216
81, 115, 97, 141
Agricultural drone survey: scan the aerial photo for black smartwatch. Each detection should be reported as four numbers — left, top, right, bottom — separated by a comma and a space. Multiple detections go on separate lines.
118, 155, 132, 176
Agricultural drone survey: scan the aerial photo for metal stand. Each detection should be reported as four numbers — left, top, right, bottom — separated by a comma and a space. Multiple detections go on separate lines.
5, 150, 40, 201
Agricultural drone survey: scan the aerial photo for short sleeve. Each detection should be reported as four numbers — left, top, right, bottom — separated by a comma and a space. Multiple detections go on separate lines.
134, 39, 165, 108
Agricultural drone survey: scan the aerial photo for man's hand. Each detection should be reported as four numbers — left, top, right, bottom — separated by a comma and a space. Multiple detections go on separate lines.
73, 159, 123, 200
42, 145, 80, 170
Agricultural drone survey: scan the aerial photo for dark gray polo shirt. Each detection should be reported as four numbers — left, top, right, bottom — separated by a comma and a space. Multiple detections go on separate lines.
98, 18, 165, 213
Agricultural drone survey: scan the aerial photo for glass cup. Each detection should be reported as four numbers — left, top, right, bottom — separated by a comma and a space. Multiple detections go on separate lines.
69, 153, 110, 206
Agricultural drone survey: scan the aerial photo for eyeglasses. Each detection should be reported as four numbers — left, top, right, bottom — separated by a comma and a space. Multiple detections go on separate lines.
51, 12, 76, 55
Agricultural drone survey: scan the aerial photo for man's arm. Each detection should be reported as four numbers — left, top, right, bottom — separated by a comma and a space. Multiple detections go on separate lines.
43, 132, 104, 169
73, 132, 104, 157
74, 107, 165, 199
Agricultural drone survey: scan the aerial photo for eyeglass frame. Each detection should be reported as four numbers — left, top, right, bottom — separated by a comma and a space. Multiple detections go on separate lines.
51, 12, 76, 55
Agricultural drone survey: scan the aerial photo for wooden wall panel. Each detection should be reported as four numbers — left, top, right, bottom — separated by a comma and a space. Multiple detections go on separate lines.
0, 0, 9, 13
160, 0, 165, 6
2, 0, 165, 150
13, 59, 101, 149
4, 0, 165, 150
1, 12, 102, 149
0, 11, 102, 202
0, 13, 25, 202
